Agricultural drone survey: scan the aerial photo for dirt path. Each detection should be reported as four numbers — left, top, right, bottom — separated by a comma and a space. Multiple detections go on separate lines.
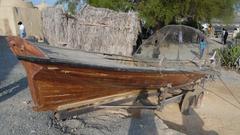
156, 69, 240, 135
155, 38, 240, 135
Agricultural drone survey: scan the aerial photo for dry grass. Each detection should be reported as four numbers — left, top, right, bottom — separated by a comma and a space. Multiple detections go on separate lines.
42, 5, 141, 56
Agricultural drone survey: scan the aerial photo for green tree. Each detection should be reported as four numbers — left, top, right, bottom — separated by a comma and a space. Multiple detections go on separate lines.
136, 0, 182, 26
88, 0, 134, 12
136, 0, 239, 26
55, 0, 240, 27
55, 0, 79, 15
179, 0, 238, 23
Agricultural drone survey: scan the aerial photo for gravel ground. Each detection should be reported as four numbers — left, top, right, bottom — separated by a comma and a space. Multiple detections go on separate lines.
0, 37, 61, 135
0, 36, 184, 135
51, 109, 184, 135
2, 36, 238, 135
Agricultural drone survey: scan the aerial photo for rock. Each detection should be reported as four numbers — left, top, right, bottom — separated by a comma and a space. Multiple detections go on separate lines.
29, 130, 37, 135
64, 119, 83, 129
48, 119, 53, 129
61, 126, 67, 133
22, 100, 31, 105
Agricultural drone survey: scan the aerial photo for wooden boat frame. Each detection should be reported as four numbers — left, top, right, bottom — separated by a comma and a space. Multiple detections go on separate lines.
7, 36, 211, 114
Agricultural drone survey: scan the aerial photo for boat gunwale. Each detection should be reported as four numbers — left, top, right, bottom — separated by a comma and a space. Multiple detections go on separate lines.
17, 55, 212, 74
30, 41, 209, 64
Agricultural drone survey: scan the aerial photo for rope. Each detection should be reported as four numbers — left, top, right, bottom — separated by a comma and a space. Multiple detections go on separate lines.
217, 75, 240, 105
203, 87, 240, 111
190, 71, 240, 111
197, 75, 240, 111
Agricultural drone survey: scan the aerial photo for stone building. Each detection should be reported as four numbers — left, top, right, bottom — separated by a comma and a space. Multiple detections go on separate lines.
35, 0, 48, 11
0, 0, 43, 38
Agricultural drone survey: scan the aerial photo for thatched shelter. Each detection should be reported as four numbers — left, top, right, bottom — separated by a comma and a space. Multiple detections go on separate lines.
42, 5, 141, 56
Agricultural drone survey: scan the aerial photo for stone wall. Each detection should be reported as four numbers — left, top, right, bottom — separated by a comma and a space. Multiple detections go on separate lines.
0, 6, 43, 38
0, 7, 17, 35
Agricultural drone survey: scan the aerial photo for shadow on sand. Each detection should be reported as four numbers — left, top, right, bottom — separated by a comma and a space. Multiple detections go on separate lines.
127, 91, 218, 135
213, 39, 232, 47
128, 91, 159, 135
0, 36, 25, 102
128, 109, 158, 135
0, 77, 27, 102
0, 36, 19, 82
162, 110, 218, 135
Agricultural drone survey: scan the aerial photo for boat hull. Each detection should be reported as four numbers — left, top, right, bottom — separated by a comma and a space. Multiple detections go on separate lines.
21, 61, 203, 111
7, 36, 205, 111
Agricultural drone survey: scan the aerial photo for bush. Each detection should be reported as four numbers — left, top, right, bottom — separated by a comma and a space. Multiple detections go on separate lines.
217, 45, 240, 69
236, 33, 240, 39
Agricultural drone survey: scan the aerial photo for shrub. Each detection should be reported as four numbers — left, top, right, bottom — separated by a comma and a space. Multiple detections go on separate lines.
217, 45, 240, 69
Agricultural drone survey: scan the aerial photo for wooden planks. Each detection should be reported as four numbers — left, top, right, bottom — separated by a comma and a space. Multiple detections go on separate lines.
30, 64, 203, 111
7, 36, 206, 112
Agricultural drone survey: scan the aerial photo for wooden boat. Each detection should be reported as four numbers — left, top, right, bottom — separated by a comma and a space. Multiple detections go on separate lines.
7, 36, 214, 112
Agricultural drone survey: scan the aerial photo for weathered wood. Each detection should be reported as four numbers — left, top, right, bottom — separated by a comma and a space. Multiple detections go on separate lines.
57, 90, 141, 111
7, 37, 208, 112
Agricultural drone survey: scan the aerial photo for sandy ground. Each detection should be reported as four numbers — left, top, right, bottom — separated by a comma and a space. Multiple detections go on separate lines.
1, 36, 240, 135
156, 69, 240, 135
155, 38, 240, 135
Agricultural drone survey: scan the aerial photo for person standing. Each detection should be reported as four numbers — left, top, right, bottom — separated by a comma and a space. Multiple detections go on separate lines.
178, 30, 183, 44
221, 28, 226, 44
208, 24, 214, 38
223, 29, 228, 45
199, 38, 206, 59
232, 28, 239, 45
17, 21, 26, 38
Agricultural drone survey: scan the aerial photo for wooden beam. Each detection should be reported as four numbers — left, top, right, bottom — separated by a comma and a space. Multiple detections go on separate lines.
57, 90, 142, 111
